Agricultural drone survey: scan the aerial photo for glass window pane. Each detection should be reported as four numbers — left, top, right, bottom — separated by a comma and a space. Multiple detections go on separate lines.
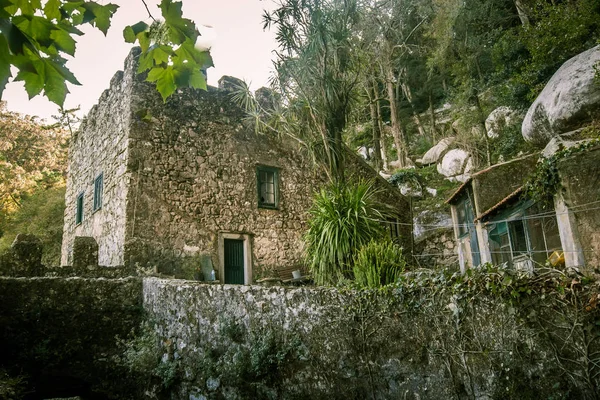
257, 167, 278, 207
542, 217, 562, 252
509, 220, 528, 255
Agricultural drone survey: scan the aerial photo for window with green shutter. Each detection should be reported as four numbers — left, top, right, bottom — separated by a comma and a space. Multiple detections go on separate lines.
76, 192, 84, 225
93, 173, 103, 212
256, 166, 279, 209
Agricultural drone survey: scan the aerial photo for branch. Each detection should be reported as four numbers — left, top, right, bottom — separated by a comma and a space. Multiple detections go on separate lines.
9, 193, 21, 208
141, 0, 156, 22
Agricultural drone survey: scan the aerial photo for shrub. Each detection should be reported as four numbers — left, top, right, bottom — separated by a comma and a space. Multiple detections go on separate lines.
305, 180, 386, 286
0, 183, 65, 266
353, 240, 406, 288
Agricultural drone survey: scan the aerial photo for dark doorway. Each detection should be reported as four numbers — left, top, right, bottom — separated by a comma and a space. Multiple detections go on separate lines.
224, 239, 244, 284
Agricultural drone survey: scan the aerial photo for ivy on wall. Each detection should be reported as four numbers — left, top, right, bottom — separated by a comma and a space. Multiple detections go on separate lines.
523, 134, 600, 208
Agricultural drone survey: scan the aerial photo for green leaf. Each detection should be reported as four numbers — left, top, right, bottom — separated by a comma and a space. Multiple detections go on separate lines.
50, 27, 76, 55
13, 15, 55, 47
44, 0, 62, 20
137, 45, 173, 73
0, 35, 12, 98
56, 20, 84, 35
187, 68, 207, 90
159, 0, 197, 44
0, 0, 14, 18
137, 50, 154, 73
14, 69, 44, 98
80, 2, 118, 35
123, 21, 148, 43
43, 59, 70, 106
146, 66, 177, 102
5, 20, 30, 55
49, 57, 80, 85
137, 31, 150, 52
173, 39, 212, 67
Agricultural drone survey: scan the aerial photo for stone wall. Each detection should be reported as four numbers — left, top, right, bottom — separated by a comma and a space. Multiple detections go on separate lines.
123, 79, 328, 277
2, 272, 598, 399
413, 227, 458, 268
142, 277, 600, 400
60, 52, 138, 266
559, 146, 600, 267
0, 276, 143, 398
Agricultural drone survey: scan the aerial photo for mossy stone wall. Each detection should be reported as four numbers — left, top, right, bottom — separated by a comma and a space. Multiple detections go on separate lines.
559, 147, 600, 267
0, 276, 143, 398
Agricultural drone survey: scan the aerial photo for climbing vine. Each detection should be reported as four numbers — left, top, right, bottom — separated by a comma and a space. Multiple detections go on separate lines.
523, 137, 600, 208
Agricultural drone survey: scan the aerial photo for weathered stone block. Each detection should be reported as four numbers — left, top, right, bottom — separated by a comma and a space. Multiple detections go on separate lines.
2, 234, 45, 276
72, 236, 99, 270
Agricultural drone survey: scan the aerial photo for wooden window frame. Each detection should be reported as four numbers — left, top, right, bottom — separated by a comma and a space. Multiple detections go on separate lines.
256, 165, 279, 209
93, 173, 103, 212
76, 192, 84, 225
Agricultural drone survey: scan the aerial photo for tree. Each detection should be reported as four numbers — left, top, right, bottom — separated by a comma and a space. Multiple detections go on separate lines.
0, 102, 68, 215
0, 0, 212, 107
263, 0, 362, 181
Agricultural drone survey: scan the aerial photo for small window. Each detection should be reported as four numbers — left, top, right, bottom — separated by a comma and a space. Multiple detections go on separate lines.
456, 199, 474, 237
257, 166, 279, 209
508, 219, 528, 256
76, 192, 84, 225
93, 173, 103, 211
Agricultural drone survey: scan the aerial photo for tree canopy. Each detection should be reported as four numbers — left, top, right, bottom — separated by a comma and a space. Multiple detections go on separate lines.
0, 0, 213, 106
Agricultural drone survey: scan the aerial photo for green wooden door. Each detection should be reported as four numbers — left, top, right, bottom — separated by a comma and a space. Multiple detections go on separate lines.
224, 239, 244, 284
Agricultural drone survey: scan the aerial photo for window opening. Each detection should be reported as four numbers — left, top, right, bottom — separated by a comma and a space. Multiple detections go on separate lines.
76, 192, 84, 225
257, 166, 279, 208
93, 173, 103, 212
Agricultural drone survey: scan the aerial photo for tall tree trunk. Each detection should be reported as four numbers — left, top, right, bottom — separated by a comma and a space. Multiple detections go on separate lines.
368, 79, 383, 171
401, 82, 426, 136
376, 97, 389, 171
514, 0, 530, 26
428, 92, 438, 144
385, 63, 407, 168
473, 92, 491, 167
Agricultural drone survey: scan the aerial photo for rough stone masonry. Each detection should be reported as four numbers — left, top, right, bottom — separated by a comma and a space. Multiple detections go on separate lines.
61, 47, 411, 280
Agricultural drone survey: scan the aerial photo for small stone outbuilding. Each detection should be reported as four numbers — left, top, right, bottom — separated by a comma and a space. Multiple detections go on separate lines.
60, 48, 411, 283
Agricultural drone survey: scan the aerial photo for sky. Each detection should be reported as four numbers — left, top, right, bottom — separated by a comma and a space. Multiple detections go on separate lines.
3, 0, 279, 122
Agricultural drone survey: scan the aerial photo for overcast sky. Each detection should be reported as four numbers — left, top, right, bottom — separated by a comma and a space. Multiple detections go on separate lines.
3, 0, 278, 121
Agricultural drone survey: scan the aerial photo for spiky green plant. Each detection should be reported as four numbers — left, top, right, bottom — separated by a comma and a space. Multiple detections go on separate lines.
305, 180, 386, 286
353, 240, 406, 289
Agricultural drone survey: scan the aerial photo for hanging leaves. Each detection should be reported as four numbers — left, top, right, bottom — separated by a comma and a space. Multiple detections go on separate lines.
123, 0, 213, 101
0, 0, 119, 106
1, 0, 213, 106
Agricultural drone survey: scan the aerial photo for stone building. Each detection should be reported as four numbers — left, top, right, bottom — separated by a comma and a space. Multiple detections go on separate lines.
60, 48, 411, 283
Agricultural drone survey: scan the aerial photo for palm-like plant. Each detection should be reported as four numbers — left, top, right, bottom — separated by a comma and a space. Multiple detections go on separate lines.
305, 180, 386, 285
353, 239, 406, 289
263, 0, 361, 181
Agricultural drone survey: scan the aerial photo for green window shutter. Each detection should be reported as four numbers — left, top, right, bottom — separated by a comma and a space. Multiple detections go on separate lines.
256, 165, 279, 209
93, 173, 103, 212
76, 192, 84, 225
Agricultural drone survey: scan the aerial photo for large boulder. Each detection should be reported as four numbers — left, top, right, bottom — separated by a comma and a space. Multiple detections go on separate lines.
218, 75, 245, 92
485, 106, 517, 138
453, 157, 474, 183
419, 137, 455, 165
437, 149, 470, 179
522, 45, 600, 145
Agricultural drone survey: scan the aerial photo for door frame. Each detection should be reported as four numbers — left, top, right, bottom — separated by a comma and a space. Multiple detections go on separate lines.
218, 232, 252, 285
